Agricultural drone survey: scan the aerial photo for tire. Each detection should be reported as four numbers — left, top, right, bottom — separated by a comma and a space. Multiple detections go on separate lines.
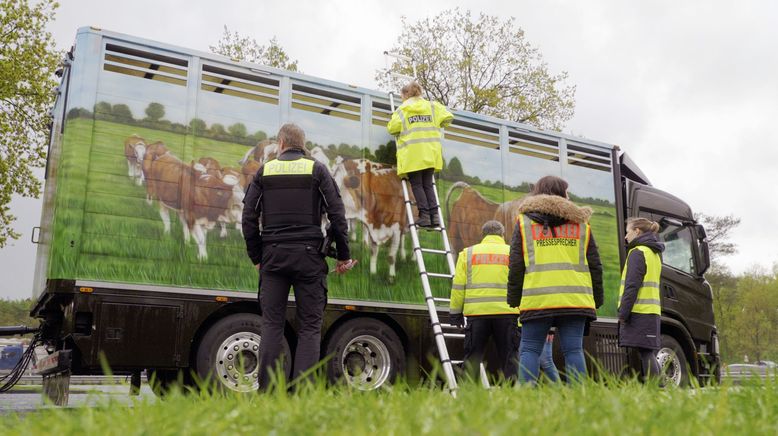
146, 368, 193, 397
195, 313, 291, 392
657, 334, 690, 387
324, 318, 405, 390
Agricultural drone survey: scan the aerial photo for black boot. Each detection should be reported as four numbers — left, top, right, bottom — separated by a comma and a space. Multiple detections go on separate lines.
415, 209, 431, 228
430, 208, 441, 228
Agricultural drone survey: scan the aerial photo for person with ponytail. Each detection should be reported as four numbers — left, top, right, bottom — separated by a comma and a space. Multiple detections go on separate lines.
619, 217, 665, 381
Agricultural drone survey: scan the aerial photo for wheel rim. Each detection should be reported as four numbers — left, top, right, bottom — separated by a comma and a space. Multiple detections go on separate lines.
657, 346, 682, 386
341, 334, 392, 390
215, 332, 261, 392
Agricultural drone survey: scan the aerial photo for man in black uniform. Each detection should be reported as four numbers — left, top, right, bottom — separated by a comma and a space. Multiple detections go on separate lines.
242, 123, 353, 390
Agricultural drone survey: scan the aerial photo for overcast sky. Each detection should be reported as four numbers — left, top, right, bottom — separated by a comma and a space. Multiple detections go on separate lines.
1, 0, 776, 300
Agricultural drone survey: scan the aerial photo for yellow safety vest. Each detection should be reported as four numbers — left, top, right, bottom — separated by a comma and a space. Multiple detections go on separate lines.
387, 97, 453, 177
517, 214, 595, 312
618, 245, 662, 315
450, 235, 519, 317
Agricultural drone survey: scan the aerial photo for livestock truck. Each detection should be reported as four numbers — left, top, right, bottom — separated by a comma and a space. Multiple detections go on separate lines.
27, 27, 719, 400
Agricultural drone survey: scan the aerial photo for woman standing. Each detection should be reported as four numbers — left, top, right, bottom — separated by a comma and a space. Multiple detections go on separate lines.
619, 218, 665, 381
387, 82, 453, 228
507, 175, 604, 384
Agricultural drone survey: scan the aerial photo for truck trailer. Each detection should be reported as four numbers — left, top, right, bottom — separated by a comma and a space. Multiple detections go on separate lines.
28, 27, 720, 398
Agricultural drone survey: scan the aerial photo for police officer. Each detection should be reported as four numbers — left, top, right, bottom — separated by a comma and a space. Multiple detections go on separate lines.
507, 175, 604, 384
242, 123, 354, 390
450, 220, 520, 381
387, 81, 453, 228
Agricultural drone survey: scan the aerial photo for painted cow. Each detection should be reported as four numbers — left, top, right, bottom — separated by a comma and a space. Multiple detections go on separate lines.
124, 134, 147, 186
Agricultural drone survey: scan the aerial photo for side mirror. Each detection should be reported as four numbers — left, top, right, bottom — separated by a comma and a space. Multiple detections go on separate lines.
695, 223, 707, 240
698, 240, 711, 276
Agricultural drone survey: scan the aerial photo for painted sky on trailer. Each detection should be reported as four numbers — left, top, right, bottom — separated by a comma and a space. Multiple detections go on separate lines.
2, 0, 776, 299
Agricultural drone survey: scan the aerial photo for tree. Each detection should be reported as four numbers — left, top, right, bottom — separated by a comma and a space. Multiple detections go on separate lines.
446, 157, 464, 178
210, 26, 299, 71
189, 118, 207, 135
228, 122, 247, 138
0, 0, 60, 247
210, 123, 226, 136
111, 103, 133, 121
378, 9, 576, 130
144, 102, 165, 122
694, 213, 741, 263
374, 141, 397, 165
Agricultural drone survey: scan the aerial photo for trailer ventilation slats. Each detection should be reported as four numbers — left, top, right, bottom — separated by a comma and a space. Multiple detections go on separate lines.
508, 130, 560, 161
594, 331, 628, 374
103, 43, 188, 86
445, 119, 500, 149
371, 101, 392, 127
291, 84, 361, 121
200, 64, 280, 105
567, 142, 612, 172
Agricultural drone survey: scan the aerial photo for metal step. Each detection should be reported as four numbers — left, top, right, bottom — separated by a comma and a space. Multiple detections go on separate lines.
433, 297, 450, 303
443, 333, 465, 339
427, 272, 453, 279
419, 248, 448, 255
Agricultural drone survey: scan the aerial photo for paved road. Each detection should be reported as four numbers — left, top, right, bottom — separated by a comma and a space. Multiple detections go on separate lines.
0, 384, 156, 414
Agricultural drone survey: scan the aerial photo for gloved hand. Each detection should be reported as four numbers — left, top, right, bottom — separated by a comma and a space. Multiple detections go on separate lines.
449, 313, 465, 328
595, 295, 604, 309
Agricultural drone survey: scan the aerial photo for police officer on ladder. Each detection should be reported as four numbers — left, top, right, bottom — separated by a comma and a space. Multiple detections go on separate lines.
242, 123, 354, 390
450, 220, 520, 381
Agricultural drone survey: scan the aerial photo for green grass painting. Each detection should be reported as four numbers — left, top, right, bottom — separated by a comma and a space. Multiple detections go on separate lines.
47, 118, 621, 313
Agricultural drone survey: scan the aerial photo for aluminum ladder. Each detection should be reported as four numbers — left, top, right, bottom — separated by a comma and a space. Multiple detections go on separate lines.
388, 87, 489, 395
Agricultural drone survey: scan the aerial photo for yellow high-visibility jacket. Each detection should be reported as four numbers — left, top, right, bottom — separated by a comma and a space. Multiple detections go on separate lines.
387, 96, 453, 177
450, 235, 520, 317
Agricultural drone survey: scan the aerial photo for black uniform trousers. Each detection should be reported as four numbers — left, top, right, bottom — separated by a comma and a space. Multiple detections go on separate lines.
258, 242, 328, 390
407, 168, 437, 213
462, 315, 520, 381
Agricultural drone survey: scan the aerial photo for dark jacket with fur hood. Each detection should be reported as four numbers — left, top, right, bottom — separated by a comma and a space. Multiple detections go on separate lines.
618, 232, 665, 350
506, 194, 604, 323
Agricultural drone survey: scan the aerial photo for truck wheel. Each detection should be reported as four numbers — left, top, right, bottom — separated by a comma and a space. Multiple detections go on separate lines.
657, 335, 690, 387
146, 368, 192, 397
195, 313, 291, 392
324, 318, 405, 390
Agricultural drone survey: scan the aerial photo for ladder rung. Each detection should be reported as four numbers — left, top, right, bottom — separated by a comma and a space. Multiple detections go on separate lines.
419, 248, 448, 255
439, 323, 462, 330
427, 272, 453, 279
433, 297, 450, 303
451, 360, 463, 365
443, 333, 465, 339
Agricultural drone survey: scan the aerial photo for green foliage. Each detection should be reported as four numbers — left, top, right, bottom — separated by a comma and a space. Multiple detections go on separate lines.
0, 0, 60, 247
378, 9, 576, 130
210, 26, 299, 72
189, 118, 207, 135
374, 141, 397, 165
144, 102, 165, 122
712, 265, 778, 363
227, 122, 247, 138
5, 379, 778, 434
110, 103, 133, 121
0, 298, 33, 327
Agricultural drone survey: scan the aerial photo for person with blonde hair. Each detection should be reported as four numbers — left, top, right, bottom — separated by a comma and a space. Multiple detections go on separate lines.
619, 217, 665, 381
387, 82, 453, 228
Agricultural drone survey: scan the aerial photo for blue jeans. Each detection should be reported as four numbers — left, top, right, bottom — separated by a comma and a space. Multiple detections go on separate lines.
539, 336, 560, 382
519, 316, 587, 384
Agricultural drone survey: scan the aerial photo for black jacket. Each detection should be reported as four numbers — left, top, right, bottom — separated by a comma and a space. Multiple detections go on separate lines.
505, 194, 604, 323
618, 232, 665, 350
242, 148, 350, 264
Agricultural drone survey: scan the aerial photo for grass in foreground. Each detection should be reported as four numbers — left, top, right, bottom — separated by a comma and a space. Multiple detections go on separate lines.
4, 376, 778, 435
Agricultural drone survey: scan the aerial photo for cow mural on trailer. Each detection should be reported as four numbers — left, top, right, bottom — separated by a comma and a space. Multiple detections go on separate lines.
445, 181, 526, 257
331, 156, 408, 282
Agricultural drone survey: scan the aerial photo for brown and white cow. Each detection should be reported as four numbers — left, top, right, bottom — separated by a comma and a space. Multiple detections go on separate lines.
238, 139, 279, 166
124, 135, 147, 186
142, 147, 240, 260
194, 157, 222, 178
445, 181, 526, 257
331, 157, 408, 282
141, 141, 171, 205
